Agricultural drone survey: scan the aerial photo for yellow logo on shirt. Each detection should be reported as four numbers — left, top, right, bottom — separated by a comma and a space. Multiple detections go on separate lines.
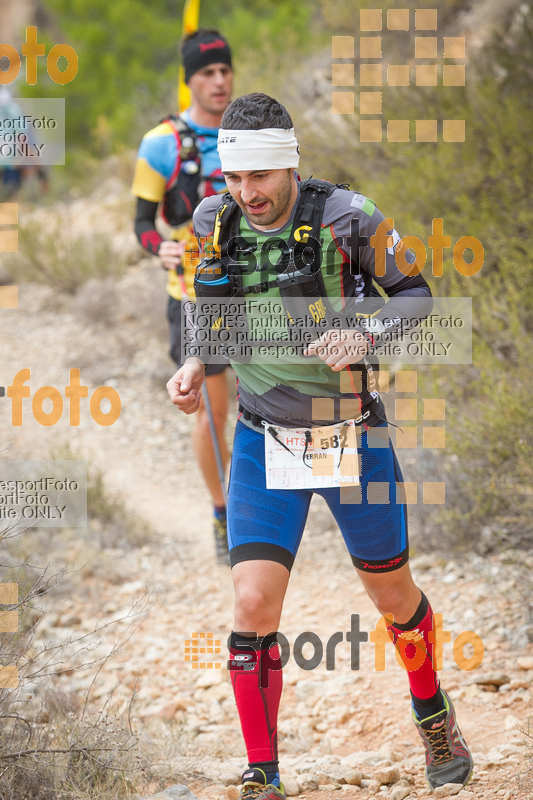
294, 225, 313, 243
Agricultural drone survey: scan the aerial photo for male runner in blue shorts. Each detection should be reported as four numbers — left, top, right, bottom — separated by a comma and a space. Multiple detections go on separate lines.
167, 93, 473, 797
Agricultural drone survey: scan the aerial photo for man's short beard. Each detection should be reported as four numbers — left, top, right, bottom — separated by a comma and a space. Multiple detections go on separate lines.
242, 170, 294, 228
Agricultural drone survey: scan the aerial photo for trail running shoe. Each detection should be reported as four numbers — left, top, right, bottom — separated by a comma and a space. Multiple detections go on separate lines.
213, 515, 230, 565
413, 689, 474, 789
239, 768, 286, 800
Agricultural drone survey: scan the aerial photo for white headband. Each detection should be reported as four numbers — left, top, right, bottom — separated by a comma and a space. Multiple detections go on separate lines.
218, 128, 300, 172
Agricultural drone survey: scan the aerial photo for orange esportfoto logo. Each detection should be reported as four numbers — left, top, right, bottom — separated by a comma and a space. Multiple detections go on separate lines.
186, 614, 484, 676
4, 369, 121, 427
184, 631, 222, 669
0, 27, 78, 86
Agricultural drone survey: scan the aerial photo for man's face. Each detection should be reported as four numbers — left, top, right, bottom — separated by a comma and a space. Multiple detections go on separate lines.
187, 63, 233, 116
224, 169, 296, 229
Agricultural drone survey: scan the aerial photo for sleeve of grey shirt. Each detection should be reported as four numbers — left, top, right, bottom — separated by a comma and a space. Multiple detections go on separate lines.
322, 187, 433, 343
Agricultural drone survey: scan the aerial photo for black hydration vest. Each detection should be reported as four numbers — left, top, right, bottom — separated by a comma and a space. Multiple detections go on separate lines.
190, 179, 386, 364
193, 178, 374, 319
189, 179, 388, 431
160, 114, 203, 227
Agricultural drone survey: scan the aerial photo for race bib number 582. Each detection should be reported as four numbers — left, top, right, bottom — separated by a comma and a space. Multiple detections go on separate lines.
264, 421, 360, 490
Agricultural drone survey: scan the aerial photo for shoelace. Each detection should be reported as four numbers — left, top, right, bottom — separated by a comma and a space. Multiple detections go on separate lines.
426, 725, 453, 764
241, 782, 265, 800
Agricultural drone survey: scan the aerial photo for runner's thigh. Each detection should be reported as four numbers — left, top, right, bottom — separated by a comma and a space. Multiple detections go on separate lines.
318, 424, 409, 573
227, 421, 312, 571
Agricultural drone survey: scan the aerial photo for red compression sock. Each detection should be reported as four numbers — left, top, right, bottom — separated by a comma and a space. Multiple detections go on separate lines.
228, 631, 282, 763
387, 592, 441, 706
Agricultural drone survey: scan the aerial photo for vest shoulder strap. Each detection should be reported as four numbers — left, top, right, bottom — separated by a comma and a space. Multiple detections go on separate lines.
160, 114, 199, 191
160, 113, 196, 138
287, 178, 336, 252
211, 192, 242, 256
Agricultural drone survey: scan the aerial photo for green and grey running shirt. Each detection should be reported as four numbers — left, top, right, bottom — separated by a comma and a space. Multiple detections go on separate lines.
193, 180, 432, 429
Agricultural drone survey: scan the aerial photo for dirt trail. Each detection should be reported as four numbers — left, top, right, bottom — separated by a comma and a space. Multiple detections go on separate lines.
1, 195, 532, 800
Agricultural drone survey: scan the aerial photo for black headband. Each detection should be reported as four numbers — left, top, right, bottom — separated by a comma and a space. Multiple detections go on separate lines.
182, 32, 232, 83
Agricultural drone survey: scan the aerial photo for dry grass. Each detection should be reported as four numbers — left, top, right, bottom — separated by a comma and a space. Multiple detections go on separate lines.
12, 215, 127, 295
0, 453, 163, 799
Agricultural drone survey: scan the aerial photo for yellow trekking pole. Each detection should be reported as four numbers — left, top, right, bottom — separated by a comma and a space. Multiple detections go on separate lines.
178, 0, 201, 112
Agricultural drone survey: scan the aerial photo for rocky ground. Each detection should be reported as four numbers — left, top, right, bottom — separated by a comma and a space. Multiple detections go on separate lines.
1, 185, 532, 799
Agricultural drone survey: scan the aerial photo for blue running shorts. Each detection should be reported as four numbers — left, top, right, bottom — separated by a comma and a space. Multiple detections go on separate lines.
227, 420, 408, 573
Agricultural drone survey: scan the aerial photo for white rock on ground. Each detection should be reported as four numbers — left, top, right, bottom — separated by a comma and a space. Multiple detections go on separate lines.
359, 779, 380, 794
433, 785, 465, 798
390, 787, 411, 800
282, 776, 300, 796
140, 786, 199, 800
343, 769, 362, 785
374, 765, 401, 784
296, 774, 319, 792
316, 765, 347, 784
